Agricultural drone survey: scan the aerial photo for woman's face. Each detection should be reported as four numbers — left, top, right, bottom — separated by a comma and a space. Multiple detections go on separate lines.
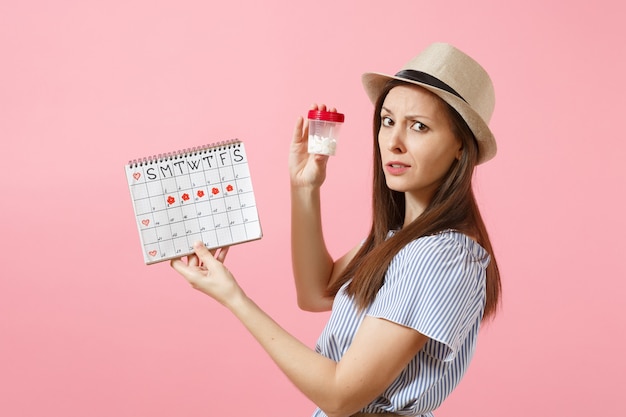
378, 85, 461, 209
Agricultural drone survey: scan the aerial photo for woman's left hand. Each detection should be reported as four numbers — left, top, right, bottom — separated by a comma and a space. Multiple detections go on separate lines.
170, 242, 243, 308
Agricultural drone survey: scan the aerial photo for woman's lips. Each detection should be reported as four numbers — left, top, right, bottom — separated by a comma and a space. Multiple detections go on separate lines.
385, 161, 410, 175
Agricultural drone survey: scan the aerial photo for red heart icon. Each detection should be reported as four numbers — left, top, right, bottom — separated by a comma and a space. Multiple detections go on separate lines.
141, 219, 150, 226
133, 172, 141, 180
148, 250, 157, 257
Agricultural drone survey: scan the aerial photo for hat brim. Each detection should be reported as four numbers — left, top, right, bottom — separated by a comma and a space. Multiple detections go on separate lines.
362, 72, 496, 165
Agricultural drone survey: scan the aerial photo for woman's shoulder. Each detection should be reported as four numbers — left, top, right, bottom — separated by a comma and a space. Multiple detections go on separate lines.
397, 229, 489, 265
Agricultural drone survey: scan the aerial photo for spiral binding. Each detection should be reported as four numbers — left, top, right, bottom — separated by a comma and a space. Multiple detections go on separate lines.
128, 138, 241, 168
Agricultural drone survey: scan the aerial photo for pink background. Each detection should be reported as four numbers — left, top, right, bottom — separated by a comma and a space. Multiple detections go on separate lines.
1, 1, 624, 416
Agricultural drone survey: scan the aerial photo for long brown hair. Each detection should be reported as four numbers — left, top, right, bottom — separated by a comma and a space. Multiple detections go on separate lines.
327, 80, 501, 321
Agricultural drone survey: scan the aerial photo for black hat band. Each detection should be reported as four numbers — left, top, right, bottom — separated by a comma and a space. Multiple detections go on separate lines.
395, 69, 466, 103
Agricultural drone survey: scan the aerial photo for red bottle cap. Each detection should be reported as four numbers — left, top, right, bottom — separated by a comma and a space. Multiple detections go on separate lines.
307, 110, 345, 123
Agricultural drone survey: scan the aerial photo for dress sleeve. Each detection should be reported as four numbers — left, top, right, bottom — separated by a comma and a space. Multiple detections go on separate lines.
366, 233, 487, 362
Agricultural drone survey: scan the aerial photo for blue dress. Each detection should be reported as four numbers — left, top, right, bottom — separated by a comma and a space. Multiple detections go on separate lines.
311, 231, 489, 417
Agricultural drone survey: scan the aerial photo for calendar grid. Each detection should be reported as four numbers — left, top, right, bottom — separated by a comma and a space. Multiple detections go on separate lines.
126, 140, 262, 264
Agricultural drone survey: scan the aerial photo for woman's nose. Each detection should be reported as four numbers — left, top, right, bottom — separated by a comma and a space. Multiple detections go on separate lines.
386, 128, 405, 153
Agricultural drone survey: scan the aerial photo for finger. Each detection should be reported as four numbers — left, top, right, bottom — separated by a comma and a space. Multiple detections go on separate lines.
215, 246, 230, 263
313, 153, 330, 167
329, 106, 337, 113
187, 253, 200, 268
292, 116, 305, 145
192, 241, 219, 267
171, 257, 189, 275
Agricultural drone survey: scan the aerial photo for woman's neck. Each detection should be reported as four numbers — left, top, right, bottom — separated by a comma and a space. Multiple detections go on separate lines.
402, 193, 430, 228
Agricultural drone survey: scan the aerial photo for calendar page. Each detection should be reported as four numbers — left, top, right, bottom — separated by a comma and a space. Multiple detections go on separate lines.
125, 140, 262, 264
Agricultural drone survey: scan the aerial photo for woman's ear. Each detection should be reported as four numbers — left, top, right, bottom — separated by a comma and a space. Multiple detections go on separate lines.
456, 146, 463, 160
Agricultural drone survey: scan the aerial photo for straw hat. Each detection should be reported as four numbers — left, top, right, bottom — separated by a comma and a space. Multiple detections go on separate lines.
362, 42, 496, 164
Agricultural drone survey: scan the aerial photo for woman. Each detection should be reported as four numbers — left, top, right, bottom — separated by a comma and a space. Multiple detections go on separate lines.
171, 42, 501, 417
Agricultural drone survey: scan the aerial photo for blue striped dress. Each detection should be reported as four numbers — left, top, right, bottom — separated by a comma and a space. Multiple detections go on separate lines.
311, 230, 489, 417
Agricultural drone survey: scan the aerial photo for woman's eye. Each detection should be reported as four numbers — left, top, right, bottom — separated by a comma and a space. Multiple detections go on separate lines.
411, 121, 428, 132
382, 116, 393, 127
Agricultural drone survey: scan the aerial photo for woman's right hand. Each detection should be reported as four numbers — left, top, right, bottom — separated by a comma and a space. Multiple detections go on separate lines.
289, 103, 336, 188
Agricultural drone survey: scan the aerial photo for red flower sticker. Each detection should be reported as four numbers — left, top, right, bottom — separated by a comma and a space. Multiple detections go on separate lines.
182, 193, 190, 201
226, 184, 234, 192
167, 196, 175, 205
212, 187, 220, 195
197, 190, 205, 198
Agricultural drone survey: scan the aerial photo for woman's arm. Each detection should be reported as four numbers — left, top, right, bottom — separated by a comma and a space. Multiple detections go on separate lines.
290, 185, 361, 312
171, 243, 428, 417
290, 183, 334, 311
289, 105, 356, 311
